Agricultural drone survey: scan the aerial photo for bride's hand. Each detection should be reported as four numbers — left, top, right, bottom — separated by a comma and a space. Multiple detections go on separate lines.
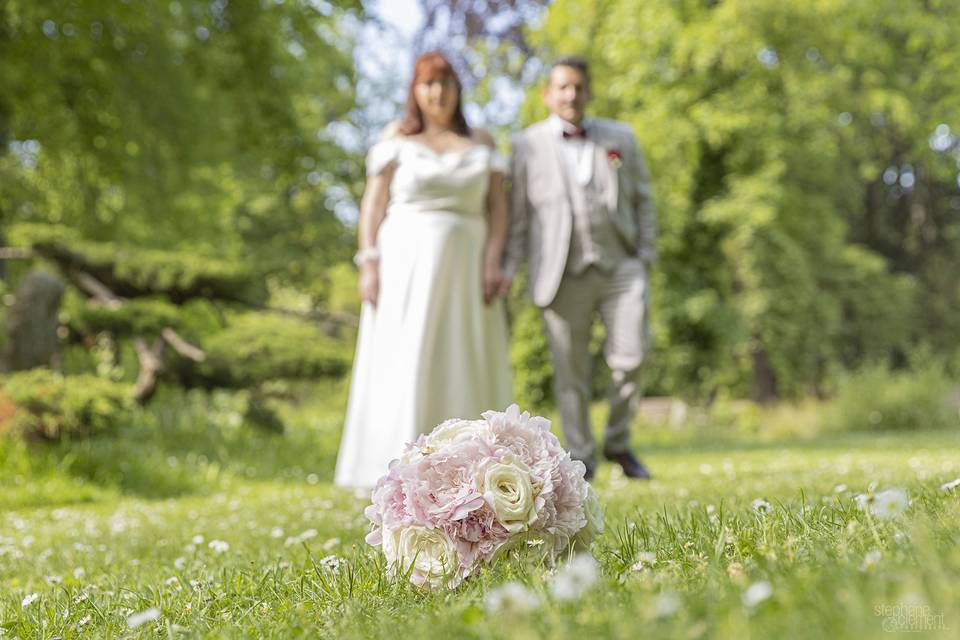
359, 261, 379, 307
483, 259, 503, 305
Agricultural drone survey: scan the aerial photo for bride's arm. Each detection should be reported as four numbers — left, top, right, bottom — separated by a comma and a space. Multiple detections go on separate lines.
484, 171, 509, 303
356, 169, 394, 306
357, 125, 400, 307
474, 128, 508, 304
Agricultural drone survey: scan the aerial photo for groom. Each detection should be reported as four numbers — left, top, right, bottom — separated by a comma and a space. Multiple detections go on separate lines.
505, 56, 657, 481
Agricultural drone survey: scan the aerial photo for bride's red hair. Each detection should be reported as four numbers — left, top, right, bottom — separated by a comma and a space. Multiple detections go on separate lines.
398, 52, 470, 136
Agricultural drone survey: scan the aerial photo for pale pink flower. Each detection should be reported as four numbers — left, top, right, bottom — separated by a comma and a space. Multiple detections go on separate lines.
365, 404, 603, 589
402, 438, 491, 528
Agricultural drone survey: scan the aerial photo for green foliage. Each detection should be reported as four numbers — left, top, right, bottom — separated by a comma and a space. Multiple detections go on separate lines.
182, 314, 351, 388
529, 0, 960, 399
318, 262, 362, 319
0, 381, 346, 506
831, 246, 918, 369
5, 223, 355, 396
13, 223, 267, 304
826, 364, 960, 433
0, 369, 132, 439
508, 280, 554, 410
62, 293, 182, 337
0, 0, 361, 290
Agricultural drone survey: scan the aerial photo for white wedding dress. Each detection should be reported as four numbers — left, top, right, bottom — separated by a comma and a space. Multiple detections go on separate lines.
334, 137, 514, 488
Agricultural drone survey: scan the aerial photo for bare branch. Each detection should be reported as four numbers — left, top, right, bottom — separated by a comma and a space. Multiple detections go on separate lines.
161, 327, 206, 362
72, 271, 124, 308
132, 337, 165, 404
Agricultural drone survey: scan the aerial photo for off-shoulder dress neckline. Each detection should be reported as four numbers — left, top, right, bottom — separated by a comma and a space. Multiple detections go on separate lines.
391, 137, 491, 158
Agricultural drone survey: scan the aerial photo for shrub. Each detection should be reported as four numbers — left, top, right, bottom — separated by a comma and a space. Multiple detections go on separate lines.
177, 314, 351, 388
0, 369, 133, 439
508, 294, 554, 412
825, 364, 959, 432
10, 223, 267, 304
62, 294, 182, 337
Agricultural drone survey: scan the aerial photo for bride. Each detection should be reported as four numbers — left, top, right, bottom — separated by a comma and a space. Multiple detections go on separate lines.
334, 52, 514, 488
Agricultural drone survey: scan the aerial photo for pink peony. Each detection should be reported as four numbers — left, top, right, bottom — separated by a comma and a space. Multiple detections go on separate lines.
400, 437, 492, 528
444, 502, 510, 571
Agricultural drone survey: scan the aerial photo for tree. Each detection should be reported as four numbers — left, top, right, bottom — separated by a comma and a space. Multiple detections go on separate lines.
0, 0, 363, 301
509, 0, 960, 400
0, 1, 366, 432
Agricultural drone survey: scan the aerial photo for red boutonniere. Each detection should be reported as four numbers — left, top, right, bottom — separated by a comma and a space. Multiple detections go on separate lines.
607, 148, 622, 168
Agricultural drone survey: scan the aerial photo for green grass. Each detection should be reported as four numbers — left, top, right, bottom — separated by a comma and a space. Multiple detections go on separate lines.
1, 385, 958, 638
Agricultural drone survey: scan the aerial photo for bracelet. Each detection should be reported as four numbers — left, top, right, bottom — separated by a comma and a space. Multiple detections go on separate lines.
353, 247, 381, 266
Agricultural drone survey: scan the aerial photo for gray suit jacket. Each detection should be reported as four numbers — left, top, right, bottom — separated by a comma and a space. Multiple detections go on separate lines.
505, 117, 657, 307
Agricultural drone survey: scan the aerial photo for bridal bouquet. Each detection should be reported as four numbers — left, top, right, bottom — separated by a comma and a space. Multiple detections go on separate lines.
364, 405, 604, 589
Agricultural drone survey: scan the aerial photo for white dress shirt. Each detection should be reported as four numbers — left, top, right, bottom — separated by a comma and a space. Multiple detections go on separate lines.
549, 115, 594, 186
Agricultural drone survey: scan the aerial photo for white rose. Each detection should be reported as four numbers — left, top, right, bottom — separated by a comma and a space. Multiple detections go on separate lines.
424, 418, 488, 451
480, 455, 538, 533
394, 526, 458, 587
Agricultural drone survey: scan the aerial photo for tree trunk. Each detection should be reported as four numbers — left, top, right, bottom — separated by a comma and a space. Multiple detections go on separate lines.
750, 340, 778, 404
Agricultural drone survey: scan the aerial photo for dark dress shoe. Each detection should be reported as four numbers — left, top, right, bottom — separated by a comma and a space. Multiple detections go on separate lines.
603, 449, 651, 480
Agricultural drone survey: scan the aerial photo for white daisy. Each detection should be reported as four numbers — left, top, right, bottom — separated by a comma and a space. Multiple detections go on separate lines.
653, 592, 681, 618
126, 608, 161, 629
630, 552, 657, 572
870, 488, 908, 519
318, 555, 343, 574
860, 549, 882, 572
485, 581, 541, 614
751, 498, 772, 515
940, 478, 960, 491
208, 540, 230, 554
742, 581, 773, 608
549, 554, 599, 601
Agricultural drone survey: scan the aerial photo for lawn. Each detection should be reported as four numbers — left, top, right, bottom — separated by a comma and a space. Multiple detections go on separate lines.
1, 385, 958, 638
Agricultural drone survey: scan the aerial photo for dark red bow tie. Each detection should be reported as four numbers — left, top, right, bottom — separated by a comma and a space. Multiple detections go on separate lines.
562, 126, 587, 139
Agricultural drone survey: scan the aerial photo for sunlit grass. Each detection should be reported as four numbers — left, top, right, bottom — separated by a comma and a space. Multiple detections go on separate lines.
0, 389, 958, 638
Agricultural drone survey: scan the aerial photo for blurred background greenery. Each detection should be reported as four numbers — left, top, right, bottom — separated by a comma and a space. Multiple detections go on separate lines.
1, 0, 959, 441
518, 0, 960, 405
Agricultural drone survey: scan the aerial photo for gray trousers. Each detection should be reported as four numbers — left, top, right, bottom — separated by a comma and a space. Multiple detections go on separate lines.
542, 258, 649, 466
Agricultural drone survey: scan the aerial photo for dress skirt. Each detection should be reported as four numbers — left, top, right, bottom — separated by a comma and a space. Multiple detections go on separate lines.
334, 208, 513, 488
